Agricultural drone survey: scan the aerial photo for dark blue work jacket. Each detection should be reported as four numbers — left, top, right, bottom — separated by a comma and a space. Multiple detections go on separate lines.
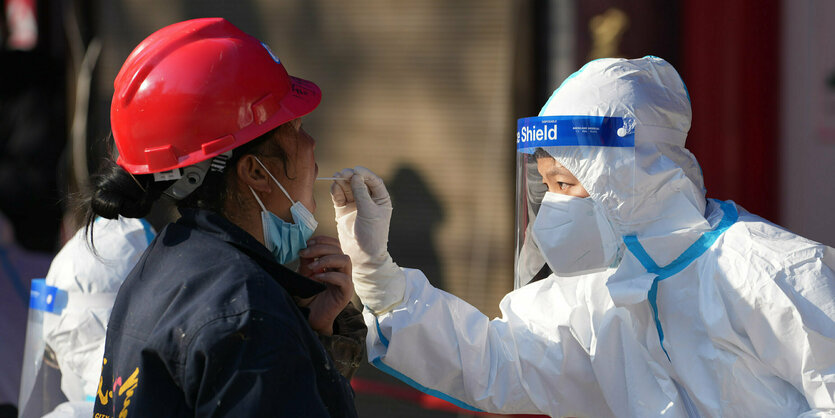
93, 209, 357, 417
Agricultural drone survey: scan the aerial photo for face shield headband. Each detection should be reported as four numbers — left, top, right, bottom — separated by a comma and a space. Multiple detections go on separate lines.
514, 116, 634, 287
516, 116, 635, 149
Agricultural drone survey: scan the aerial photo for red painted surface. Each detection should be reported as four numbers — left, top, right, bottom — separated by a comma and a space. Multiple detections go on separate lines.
351, 377, 549, 417
681, 0, 781, 222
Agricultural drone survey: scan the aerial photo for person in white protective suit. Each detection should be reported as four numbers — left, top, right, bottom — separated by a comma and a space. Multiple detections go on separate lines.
18, 217, 154, 418
330, 56, 835, 417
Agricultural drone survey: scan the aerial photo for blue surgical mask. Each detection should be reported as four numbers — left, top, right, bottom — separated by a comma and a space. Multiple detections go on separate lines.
248, 157, 318, 265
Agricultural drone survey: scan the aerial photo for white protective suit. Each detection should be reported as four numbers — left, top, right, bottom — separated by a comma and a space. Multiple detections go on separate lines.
21, 217, 154, 418
335, 57, 835, 417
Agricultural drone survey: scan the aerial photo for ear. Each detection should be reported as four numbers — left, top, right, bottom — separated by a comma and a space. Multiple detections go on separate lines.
236, 155, 272, 193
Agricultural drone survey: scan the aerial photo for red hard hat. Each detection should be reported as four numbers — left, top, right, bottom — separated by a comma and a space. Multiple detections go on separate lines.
111, 18, 321, 174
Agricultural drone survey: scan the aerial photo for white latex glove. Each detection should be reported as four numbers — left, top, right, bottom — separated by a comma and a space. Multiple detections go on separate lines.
331, 166, 405, 313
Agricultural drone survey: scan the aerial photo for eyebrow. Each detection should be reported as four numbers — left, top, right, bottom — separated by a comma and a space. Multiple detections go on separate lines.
546, 165, 571, 177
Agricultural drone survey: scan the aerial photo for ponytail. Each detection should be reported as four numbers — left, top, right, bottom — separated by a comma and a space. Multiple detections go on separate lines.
84, 159, 170, 247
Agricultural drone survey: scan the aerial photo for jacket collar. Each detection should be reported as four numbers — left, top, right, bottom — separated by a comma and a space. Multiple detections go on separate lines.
176, 208, 326, 299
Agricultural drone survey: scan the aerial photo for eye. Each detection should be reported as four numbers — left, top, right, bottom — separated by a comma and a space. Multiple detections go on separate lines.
558, 182, 570, 191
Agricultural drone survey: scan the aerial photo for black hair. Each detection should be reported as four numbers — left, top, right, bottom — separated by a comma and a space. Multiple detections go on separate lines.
533, 147, 552, 160
84, 122, 293, 246
81, 157, 170, 250
84, 159, 169, 223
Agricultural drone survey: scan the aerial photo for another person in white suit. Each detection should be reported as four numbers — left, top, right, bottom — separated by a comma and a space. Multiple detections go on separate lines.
18, 217, 154, 418
331, 56, 835, 417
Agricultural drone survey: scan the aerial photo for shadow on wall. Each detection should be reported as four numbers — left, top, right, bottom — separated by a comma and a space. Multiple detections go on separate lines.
387, 165, 445, 290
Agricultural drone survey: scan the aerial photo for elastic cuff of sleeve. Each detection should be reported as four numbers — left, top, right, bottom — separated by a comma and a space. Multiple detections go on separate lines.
353, 253, 406, 314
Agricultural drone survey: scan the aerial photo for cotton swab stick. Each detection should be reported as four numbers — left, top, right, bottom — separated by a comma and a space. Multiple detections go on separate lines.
315, 177, 345, 181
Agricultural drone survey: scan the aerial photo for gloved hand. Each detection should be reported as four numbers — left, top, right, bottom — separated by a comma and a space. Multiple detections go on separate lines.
331, 166, 405, 313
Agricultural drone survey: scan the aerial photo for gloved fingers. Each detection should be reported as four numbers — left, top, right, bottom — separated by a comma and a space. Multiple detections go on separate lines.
350, 172, 377, 214
330, 168, 355, 207
330, 185, 347, 207
352, 166, 390, 206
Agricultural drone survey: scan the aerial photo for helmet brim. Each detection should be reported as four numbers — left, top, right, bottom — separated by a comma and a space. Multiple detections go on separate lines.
281, 76, 322, 121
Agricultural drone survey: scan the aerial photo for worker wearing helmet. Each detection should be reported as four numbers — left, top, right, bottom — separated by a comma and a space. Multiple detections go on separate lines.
332, 57, 835, 416
88, 18, 360, 417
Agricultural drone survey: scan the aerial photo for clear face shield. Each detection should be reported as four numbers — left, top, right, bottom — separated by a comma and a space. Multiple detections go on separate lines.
19, 279, 68, 417
19, 278, 114, 417
514, 116, 635, 288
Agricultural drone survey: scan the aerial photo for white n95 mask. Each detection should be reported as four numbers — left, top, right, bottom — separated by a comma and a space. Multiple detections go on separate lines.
531, 192, 620, 276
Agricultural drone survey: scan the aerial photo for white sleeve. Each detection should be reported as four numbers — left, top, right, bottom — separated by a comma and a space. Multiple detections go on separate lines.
744, 245, 835, 417
363, 268, 614, 416
792, 246, 835, 417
